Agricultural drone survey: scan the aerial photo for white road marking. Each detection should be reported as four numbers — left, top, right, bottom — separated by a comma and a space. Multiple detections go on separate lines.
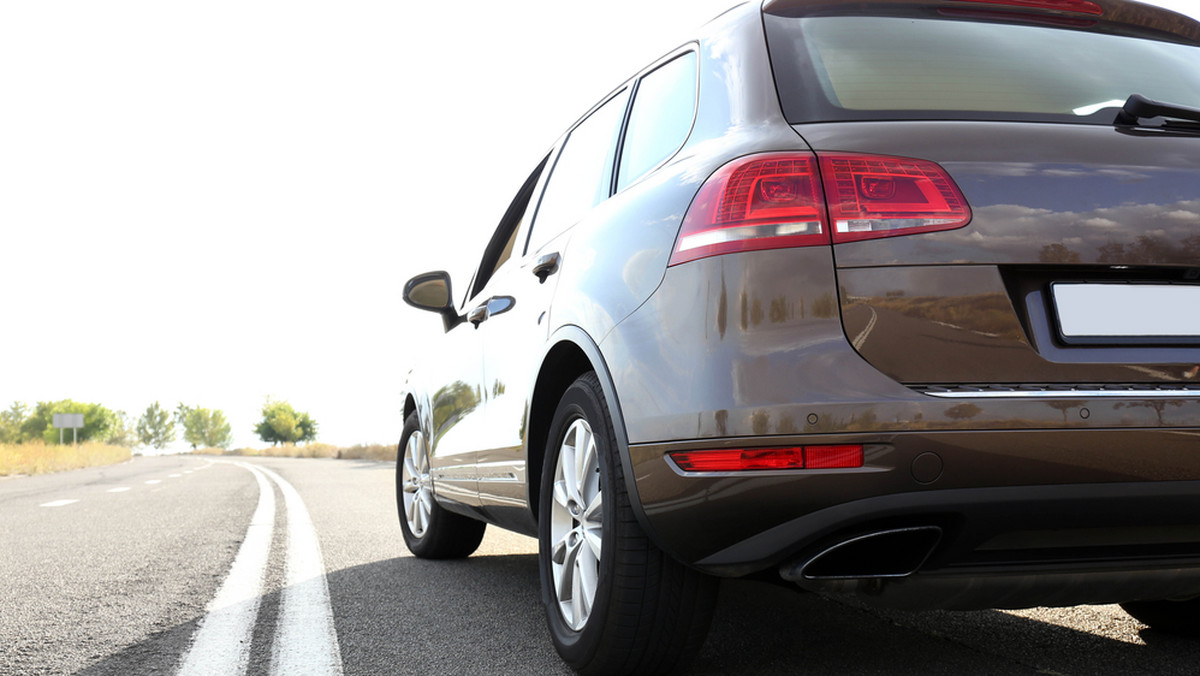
852, 306, 878, 351
169, 474, 182, 478
107, 487, 131, 493
39, 499, 78, 508
177, 462, 275, 676
256, 464, 344, 676
145, 480, 162, 485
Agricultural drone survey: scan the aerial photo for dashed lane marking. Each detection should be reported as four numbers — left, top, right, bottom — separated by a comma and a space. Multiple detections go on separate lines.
169, 474, 182, 478
107, 487, 131, 493
145, 480, 162, 485
39, 499, 79, 508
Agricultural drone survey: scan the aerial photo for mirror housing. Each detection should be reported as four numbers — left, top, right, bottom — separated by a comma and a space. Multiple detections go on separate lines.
403, 271, 461, 332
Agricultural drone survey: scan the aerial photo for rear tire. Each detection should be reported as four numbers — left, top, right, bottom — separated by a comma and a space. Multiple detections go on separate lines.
396, 411, 485, 559
1121, 598, 1200, 636
538, 373, 717, 675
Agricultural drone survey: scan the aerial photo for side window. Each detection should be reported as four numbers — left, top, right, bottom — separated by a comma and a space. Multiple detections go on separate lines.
469, 155, 549, 299
526, 88, 630, 254
616, 52, 698, 192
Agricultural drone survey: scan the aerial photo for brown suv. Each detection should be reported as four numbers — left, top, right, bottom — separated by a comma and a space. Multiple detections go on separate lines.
400, 0, 1200, 672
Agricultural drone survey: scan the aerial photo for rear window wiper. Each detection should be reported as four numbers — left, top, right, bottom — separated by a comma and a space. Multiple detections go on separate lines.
1114, 94, 1200, 127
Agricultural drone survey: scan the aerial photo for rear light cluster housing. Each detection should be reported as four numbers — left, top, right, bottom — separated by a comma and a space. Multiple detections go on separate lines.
669, 151, 972, 265
669, 445, 864, 472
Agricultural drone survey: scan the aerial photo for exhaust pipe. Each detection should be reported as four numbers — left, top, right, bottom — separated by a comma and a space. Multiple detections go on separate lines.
781, 526, 942, 581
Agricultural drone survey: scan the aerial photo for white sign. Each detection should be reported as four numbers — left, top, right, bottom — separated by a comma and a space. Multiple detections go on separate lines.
52, 413, 84, 429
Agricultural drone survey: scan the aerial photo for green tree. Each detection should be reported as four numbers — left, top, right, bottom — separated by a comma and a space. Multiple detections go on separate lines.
255, 399, 317, 445
0, 402, 30, 443
176, 404, 234, 449
23, 400, 122, 444
106, 411, 138, 447
137, 402, 176, 449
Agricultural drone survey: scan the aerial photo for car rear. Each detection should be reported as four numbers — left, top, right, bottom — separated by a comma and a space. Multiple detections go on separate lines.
610, 0, 1200, 610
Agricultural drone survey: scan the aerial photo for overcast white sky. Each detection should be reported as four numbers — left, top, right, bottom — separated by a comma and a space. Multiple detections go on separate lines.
2, 0, 1197, 450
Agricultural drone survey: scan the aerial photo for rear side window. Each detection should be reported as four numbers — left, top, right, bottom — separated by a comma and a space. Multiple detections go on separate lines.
766, 15, 1200, 123
527, 88, 631, 253
617, 52, 698, 191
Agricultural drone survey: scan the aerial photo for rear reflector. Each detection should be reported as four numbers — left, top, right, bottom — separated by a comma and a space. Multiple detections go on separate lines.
669, 151, 970, 265
669, 445, 864, 472
949, 0, 1102, 15
805, 444, 866, 469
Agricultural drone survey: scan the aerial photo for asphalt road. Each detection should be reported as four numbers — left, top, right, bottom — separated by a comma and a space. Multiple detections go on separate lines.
3, 455, 1200, 675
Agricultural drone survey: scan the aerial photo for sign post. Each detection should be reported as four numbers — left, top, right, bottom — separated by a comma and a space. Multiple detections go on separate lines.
52, 413, 84, 445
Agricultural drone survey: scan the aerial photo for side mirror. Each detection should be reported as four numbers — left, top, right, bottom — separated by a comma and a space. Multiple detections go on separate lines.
403, 271, 461, 331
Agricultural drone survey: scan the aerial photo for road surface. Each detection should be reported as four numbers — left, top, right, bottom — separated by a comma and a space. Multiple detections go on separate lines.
2, 455, 1199, 675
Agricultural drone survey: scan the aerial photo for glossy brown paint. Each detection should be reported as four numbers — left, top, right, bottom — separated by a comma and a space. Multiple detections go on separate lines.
788, 120, 1200, 386
839, 266, 1200, 384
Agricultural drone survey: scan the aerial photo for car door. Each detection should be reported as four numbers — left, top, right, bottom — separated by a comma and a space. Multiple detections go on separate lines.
471, 87, 632, 527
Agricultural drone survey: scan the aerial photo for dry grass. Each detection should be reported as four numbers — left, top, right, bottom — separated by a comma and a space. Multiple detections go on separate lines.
194, 442, 395, 462
0, 441, 132, 477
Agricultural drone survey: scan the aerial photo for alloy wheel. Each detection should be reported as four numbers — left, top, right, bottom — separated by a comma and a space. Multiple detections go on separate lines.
549, 417, 604, 631
402, 429, 433, 538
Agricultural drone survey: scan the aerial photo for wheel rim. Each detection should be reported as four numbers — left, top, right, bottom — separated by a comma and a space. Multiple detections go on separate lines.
402, 429, 433, 538
549, 417, 603, 631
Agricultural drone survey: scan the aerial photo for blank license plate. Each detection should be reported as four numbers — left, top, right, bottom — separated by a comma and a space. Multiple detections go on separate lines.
1051, 283, 1200, 344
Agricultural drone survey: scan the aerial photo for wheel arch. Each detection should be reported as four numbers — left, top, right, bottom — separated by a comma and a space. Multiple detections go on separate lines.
402, 394, 417, 428
527, 326, 661, 549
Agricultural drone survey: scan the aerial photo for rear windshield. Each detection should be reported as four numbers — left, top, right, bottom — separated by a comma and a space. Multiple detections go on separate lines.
766, 15, 1200, 124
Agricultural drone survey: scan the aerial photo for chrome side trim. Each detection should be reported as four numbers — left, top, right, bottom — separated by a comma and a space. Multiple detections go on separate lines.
922, 389, 1200, 399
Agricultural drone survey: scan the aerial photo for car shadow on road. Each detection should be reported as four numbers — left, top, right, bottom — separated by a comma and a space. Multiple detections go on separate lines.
72, 552, 1200, 676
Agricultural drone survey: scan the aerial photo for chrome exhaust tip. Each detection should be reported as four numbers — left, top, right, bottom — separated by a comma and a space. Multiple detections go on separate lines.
781, 526, 943, 581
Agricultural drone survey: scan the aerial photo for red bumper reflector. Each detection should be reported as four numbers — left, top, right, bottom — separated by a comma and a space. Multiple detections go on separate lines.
805, 444, 866, 469
669, 445, 863, 472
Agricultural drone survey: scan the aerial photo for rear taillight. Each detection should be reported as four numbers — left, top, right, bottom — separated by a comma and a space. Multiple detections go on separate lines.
822, 153, 972, 243
669, 151, 971, 266
668, 445, 864, 472
669, 153, 827, 266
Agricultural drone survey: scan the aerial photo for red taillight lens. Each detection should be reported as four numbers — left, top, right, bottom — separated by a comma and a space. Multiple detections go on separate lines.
950, 0, 1102, 15
668, 445, 863, 472
668, 153, 827, 266
670, 152, 971, 265
821, 153, 972, 243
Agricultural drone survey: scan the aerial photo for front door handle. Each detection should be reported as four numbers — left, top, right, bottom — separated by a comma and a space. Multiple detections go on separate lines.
467, 304, 488, 327
532, 252, 561, 283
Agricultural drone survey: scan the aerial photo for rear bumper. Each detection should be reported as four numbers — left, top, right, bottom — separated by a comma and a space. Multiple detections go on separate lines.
630, 429, 1200, 607
631, 427, 1200, 569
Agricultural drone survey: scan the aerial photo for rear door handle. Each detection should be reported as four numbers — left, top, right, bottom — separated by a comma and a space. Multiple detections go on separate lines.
533, 252, 561, 283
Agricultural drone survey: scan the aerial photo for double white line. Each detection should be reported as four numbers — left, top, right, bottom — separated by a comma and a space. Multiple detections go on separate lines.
177, 462, 343, 676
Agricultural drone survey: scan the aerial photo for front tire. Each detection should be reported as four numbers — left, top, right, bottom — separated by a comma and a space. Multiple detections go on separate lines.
538, 373, 717, 675
396, 411, 485, 559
